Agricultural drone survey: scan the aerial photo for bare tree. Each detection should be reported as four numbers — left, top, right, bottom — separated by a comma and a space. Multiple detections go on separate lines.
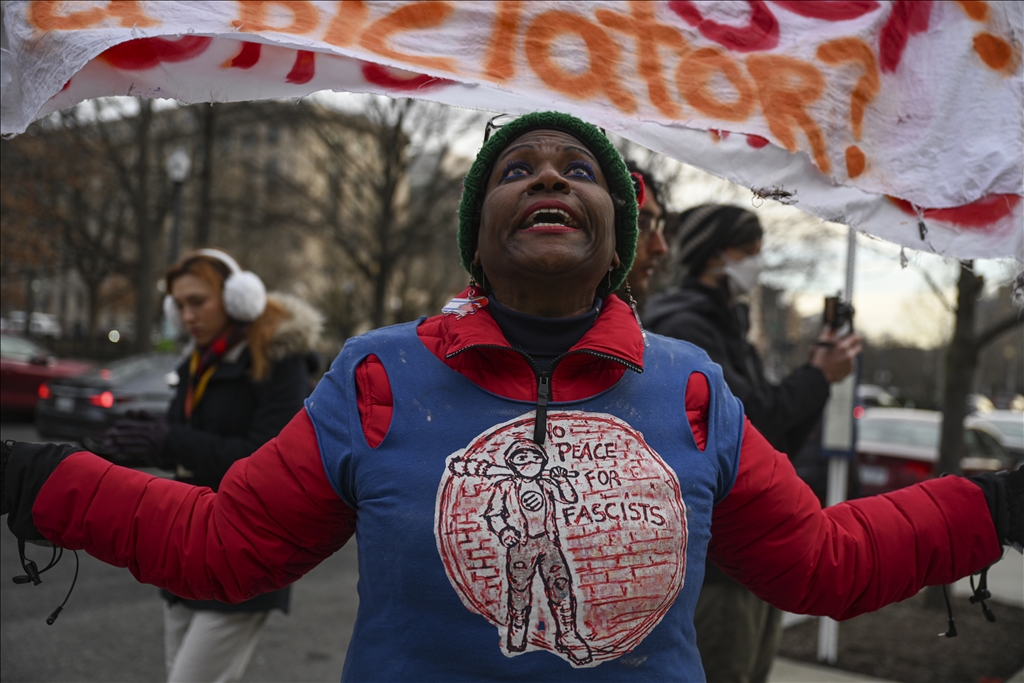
0, 137, 62, 329
937, 262, 1023, 478
269, 97, 480, 332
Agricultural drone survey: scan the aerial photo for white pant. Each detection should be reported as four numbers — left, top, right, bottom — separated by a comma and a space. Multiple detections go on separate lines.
163, 603, 269, 683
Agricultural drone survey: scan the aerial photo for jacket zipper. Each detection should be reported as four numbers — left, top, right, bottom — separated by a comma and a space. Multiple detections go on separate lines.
446, 345, 643, 446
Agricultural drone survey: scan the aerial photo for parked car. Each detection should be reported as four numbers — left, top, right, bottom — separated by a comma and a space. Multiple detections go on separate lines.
36, 353, 181, 453
966, 410, 1024, 465
1, 311, 63, 337
0, 333, 92, 414
856, 408, 1013, 496
857, 384, 901, 408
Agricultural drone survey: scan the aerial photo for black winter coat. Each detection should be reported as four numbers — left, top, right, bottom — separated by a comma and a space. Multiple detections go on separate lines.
166, 349, 312, 490
161, 295, 321, 613
644, 279, 829, 455
644, 279, 832, 586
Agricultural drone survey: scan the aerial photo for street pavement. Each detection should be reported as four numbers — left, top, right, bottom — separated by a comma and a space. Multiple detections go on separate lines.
1, 418, 359, 683
3, 417, 1022, 682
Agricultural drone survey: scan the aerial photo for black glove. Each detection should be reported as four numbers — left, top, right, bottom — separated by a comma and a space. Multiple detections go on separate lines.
1, 440, 11, 516
1008, 466, 1023, 550
970, 465, 1024, 551
2, 441, 80, 540
102, 411, 172, 469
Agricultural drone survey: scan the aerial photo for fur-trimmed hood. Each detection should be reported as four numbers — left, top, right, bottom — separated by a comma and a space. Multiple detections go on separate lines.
263, 292, 324, 362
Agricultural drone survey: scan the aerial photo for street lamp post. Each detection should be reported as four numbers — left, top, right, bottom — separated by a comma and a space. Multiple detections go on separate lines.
165, 147, 192, 266
163, 147, 192, 345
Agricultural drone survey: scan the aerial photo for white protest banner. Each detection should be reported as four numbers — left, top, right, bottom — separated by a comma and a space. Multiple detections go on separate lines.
1, 1, 1021, 259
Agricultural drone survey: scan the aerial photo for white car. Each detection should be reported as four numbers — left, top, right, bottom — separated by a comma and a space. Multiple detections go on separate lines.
855, 408, 1012, 496
966, 410, 1024, 464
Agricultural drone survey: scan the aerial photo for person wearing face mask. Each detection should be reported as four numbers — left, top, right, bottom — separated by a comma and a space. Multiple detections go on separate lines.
643, 204, 863, 683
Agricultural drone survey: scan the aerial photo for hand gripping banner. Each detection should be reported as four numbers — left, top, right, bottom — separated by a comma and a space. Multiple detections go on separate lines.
1, 1, 1021, 259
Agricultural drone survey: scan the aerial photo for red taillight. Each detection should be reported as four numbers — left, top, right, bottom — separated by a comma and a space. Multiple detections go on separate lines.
898, 460, 933, 480
38, 383, 51, 400
89, 391, 115, 408
853, 406, 865, 419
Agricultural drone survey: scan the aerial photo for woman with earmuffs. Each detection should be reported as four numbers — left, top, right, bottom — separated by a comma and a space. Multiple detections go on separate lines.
102, 248, 323, 683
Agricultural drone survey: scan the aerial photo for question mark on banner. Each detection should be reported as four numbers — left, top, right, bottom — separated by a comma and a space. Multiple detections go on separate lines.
816, 37, 880, 179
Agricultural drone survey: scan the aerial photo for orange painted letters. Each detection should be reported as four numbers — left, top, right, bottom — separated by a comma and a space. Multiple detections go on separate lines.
596, 2, 689, 118
234, 1, 320, 35
323, 0, 369, 48
677, 47, 755, 121
973, 33, 1014, 71
955, 0, 989, 22
525, 10, 637, 113
360, 1, 457, 73
844, 146, 866, 178
747, 54, 830, 174
817, 37, 878, 179
483, 1, 524, 82
29, 0, 158, 31
816, 37, 879, 139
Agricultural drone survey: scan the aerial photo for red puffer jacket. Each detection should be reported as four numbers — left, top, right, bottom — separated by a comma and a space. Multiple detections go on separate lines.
32, 292, 1001, 618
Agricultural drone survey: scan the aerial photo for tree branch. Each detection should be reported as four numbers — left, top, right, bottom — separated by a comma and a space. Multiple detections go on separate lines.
976, 313, 1024, 350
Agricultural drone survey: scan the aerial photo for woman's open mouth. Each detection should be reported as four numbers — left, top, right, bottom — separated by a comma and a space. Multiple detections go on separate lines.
519, 202, 580, 233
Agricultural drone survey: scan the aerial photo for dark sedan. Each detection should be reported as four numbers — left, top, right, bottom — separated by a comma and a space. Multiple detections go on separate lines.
1, 333, 92, 414
36, 352, 181, 446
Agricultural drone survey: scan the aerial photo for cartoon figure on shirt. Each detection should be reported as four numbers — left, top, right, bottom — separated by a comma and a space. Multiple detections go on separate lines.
448, 438, 592, 665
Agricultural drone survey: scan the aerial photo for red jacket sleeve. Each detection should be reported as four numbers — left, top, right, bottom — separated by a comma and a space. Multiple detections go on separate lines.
32, 409, 356, 604
708, 418, 1002, 619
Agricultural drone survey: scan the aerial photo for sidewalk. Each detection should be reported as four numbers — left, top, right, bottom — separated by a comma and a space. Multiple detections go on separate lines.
769, 658, 1024, 683
768, 657, 894, 682
769, 551, 1024, 683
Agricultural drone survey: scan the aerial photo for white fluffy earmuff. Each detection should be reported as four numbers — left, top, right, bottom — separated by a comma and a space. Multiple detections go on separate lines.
163, 249, 267, 336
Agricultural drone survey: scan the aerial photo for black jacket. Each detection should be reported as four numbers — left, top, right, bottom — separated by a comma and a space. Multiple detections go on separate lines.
644, 280, 831, 586
166, 349, 313, 490
162, 293, 322, 612
644, 279, 829, 456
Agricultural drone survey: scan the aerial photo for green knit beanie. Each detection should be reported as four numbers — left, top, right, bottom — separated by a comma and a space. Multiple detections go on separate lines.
457, 111, 638, 298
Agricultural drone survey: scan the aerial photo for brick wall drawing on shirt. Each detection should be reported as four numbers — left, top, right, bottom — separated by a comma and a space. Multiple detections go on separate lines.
435, 411, 687, 667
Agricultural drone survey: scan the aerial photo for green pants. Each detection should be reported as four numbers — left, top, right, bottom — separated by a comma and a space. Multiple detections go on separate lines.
693, 581, 783, 683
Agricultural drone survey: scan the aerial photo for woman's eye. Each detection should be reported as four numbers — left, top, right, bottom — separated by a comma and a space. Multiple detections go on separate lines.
565, 161, 596, 181
500, 160, 531, 181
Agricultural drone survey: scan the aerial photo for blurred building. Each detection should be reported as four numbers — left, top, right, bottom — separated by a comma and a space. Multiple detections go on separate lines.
1, 99, 472, 356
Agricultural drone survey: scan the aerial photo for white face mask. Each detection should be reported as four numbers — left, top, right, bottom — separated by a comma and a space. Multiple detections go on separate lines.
722, 253, 763, 295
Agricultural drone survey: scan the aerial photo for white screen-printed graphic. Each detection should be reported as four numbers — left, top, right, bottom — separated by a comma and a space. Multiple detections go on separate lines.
435, 411, 687, 668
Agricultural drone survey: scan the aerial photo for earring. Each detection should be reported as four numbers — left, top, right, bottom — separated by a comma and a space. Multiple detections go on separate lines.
624, 282, 650, 347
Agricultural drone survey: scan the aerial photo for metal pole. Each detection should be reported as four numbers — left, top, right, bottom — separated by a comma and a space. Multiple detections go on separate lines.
817, 227, 858, 665
169, 180, 184, 266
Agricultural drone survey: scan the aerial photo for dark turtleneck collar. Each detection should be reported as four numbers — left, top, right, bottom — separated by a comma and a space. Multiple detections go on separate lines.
487, 296, 602, 372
